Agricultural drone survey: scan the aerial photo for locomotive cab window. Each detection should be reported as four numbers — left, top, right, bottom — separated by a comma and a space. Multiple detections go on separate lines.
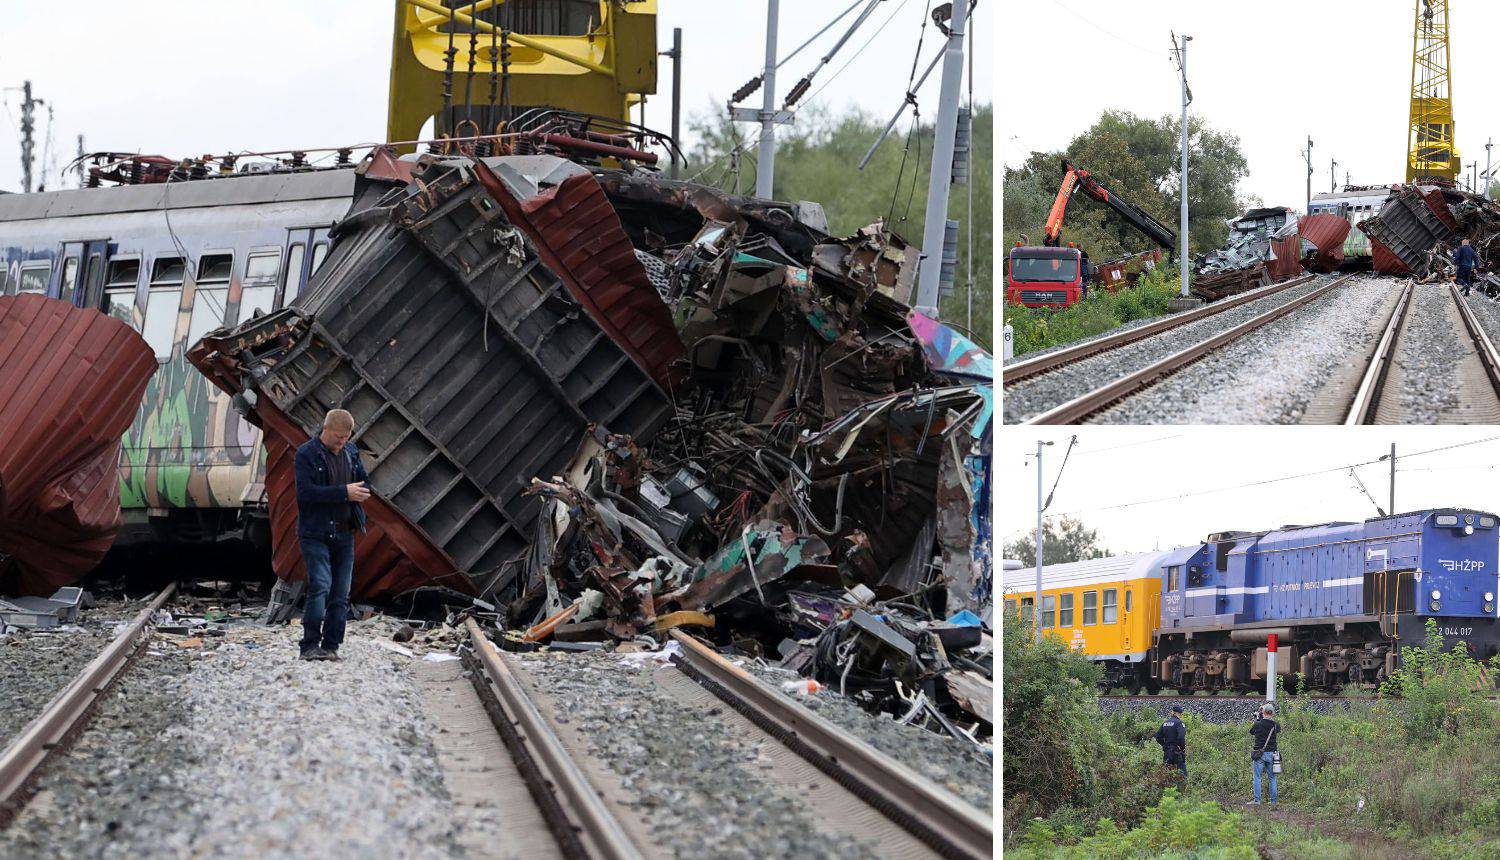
1102, 589, 1118, 623
143, 256, 186, 360
1082, 591, 1098, 625
188, 253, 233, 345
240, 250, 281, 319
1041, 595, 1056, 628
1167, 566, 1180, 592
104, 258, 141, 327
1059, 593, 1074, 626
17, 263, 49, 294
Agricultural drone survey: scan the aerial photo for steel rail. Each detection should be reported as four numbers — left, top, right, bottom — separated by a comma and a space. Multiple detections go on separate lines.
668, 630, 993, 860
1344, 280, 1415, 424
1451, 282, 1500, 394
1002, 273, 1317, 385
461, 618, 642, 860
1023, 273, 1356, 425
0, 584, 176, 827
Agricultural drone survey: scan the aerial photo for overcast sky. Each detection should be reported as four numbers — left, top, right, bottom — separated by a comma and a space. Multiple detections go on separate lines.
998, 428, 1500, 560
0, 1, 991, 193
1000, 0, 1497, 208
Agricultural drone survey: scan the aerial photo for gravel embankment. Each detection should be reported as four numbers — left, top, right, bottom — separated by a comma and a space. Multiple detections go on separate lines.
514, 650, 878, 860
0, 598, 145, 745
1092, 275, 1393, 424
0, 617, 477, 860
747, 663, 992, 813
1098, 696, 1378, 724
1465, 291, 1500, 347
1003, 277, 1329, 423
1388, 282, 1469, 423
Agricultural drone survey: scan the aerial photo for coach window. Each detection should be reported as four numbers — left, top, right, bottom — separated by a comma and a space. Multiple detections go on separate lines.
1125, 590, 1133, 612
309, 241, 329, 278
1004, 599, 1017, 617
188, 253, 233, 345
1082, 591, 1098, 625
1167, 566, 1179, 592
1041, 595, 1055, 628
1103, 588, 1119, 623
58, 257, 80, 303
1020, 597, 1034, 619
240, 251, 281, 319
282, 243, 305, 301
104, 258, 141, 327
18, 263, 49, 294
143, 256, 185, 360
1059, 593, 1074, 626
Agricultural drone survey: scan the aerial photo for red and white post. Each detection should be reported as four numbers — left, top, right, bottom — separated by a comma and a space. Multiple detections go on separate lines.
1266, 633, 1278, 703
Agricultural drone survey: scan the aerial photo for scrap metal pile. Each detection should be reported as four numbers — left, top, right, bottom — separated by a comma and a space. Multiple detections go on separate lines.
1192, 206, 1350, 300
1360, 184, 1500, 291
188, 150, 993, 733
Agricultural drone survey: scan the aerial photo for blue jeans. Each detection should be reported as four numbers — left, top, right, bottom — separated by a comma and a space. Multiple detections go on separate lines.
299, 532, 354, 652
1253, 753, 1277, 803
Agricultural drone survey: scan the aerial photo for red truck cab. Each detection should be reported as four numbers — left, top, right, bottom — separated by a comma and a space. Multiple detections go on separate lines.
1007, 245, 1083, 308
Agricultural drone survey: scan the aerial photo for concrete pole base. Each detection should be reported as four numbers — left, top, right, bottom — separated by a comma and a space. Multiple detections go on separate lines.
1167, 297, 1205, 313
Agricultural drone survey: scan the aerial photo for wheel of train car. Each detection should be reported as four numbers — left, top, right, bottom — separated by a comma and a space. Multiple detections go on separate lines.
1127, 677, 1143, 695
1146, 677, 1162, 695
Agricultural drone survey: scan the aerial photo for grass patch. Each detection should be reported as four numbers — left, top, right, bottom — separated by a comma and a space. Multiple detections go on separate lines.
1004, 265, 1183, 356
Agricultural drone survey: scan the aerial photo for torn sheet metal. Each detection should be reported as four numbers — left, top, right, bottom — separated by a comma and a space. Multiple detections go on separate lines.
0, 295, 156, 596
656, 521, 830, 613
1358, 186, 1460, 277
1297, 213, 1351, 273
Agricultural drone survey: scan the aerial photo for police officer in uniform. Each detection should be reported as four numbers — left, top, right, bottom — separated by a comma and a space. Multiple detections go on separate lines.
1155, 704, 1187, 776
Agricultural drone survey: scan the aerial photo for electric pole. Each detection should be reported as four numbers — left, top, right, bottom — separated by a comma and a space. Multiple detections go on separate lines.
755, 1, 781, 198
16, 81, 43, 194
1171, 34, 1192, 300
1380, 443, 1397, 515
1034, 440, 1053, 643
660, 28, 683, 179
1303, 136, 1314, 211
913, 0, 970, 314
1331, 157, 1338, 192
1487, 138, 1494, 199
75, 134, 85, 188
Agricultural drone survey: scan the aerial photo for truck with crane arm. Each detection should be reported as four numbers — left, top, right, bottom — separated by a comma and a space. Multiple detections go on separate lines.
1007, 159, 1178, 308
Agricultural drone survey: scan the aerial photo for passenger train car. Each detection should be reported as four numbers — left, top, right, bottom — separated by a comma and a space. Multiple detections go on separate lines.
0, 168, 355, 547
1004, 509, 1500, 693
1307, 187, 1395, 259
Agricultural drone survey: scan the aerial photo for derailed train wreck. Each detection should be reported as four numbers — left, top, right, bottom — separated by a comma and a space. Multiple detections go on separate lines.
189, 150, 993, 732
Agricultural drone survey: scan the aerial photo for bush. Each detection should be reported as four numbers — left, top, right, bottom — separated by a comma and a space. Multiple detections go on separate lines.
1004, 265, 1182, 356
1378, 618, 1498, 742
1013, 789, 1258, 859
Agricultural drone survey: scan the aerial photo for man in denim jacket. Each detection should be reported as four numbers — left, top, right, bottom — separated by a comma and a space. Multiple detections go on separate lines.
293, 408, 370, 660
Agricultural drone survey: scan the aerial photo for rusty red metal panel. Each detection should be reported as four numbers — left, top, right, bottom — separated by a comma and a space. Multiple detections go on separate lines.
473, 163, 686, 388
1266, 235, 1304, 281
1371, 238, 1412, 275
1297, 213, 1351, 273
262, 434, 457, 601
1423, 187, 1460, 231
0, 295, 155, 596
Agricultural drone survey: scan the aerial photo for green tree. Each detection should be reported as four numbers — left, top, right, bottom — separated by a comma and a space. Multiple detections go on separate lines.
1002, 110, 1249, 261
1003, 516, 1109, 568
684, 103, 992, 344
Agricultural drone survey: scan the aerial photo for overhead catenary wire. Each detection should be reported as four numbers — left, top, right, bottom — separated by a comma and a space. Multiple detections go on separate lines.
781, 0, 886, 108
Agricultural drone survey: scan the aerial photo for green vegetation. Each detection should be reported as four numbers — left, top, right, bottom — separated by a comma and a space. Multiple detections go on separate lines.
685, 104, 992, 343
1005, 264, 1182, 356
1002, 516, 1110, 568
1006, 617, 1500, 858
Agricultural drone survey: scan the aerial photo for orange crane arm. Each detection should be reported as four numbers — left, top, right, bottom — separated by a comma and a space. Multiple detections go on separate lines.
1042, 170, 1081, 247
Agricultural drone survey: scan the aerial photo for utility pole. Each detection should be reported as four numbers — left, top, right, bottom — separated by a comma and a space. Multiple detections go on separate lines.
660, 28, 683, 179
1034, 440, 1053, 643
755, 1, 781, 198
1488, 138, 1494, 199
913, 0, 969, 314
1171, 34, 1192, 300
17, 81, 43, 194
1380, 443, 1397, 515
1303, 136, 1314, 211
1330, 157, 1338, 192
75, 134, 85, 188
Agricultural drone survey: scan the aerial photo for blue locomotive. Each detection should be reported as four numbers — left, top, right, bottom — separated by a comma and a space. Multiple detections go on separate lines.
1154, 508, 1499, 693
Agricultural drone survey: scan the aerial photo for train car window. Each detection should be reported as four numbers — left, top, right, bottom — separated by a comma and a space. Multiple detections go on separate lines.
18, 263, 50, 294
1215, 541, 1234, 571
142, 289, 182, 360
152, 257, 185, 285
1125, 590, 1133, 612
241, 251, 281, 318
104, 259, 141, 326
1059, 593, 1074, 626
283, 243, 306, 301
1082, 591, 1098, 625
1004, 599, 1017, 616
106, 258, 141, 288
1102, 589, 1118, 623
310, 242, 328, 273
1020, 597, 1034, 619
1041, 595, 1055, 628
1167, 566, 1180, 592
0, 267, 9, 296
197, 253, 234, 284
58, 257, 80, 302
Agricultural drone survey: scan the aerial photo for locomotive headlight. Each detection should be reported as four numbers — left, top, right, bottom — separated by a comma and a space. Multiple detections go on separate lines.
1466, 526, 1475, 536
1431, 600, 1442, 611
1486, 592, 1494, 602
1466, 515, 1476, 525
1487, 602, 1495, 614
1432, 589, 1442, 601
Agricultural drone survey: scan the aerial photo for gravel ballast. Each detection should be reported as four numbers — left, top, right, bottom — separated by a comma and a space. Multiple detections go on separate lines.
746, 663, 992, 813
1003, 277, 1330, 423
1383, 282, 1486, 423
1092, 275, 1394, 424
0, 617, 479, 860
513, 650, 879, 860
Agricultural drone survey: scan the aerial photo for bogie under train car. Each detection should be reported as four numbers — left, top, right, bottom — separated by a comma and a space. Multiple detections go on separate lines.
1004, 509, 1500, 693
0, 169, 353, 547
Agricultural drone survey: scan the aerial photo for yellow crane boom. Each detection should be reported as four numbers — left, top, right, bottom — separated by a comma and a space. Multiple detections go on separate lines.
1407, 0, 1459, 183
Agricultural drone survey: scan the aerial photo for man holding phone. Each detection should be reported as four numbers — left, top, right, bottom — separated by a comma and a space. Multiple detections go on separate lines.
293, 408, 371, 661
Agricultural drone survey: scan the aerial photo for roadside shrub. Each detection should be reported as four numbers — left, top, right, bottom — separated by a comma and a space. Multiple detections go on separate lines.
1013, 789, 1258, 859
1378, 618, 1498, 742
1004, 265, 1181, 355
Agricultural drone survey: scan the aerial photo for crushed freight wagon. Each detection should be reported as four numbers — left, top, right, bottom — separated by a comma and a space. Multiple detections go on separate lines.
1359, 184, 1500, 289
190, 149, 993, 734
0, 294, 156, 597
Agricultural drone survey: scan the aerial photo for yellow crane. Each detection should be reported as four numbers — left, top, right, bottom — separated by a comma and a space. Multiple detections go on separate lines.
386, 1, 658, 150
1407, 0, 1459, 183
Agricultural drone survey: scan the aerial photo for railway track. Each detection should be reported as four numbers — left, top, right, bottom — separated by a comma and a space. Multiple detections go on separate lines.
667, 630, 994, 860
0, 585, 176, 826
1016, 273, 1355, 424
1342, 281, 1500, 424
